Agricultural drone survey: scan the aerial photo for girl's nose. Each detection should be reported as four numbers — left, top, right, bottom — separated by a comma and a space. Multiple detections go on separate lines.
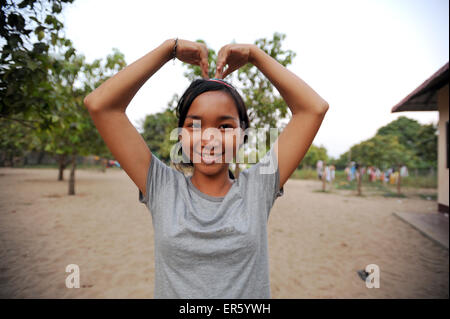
201, 139, 221, 150
200, 128, 220, 140
200, 131, 222, 149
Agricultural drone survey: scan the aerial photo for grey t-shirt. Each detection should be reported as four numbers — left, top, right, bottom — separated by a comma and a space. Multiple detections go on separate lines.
138, 146, 284, 298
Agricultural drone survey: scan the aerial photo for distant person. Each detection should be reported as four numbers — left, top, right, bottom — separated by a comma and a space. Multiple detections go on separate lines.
325, 165, 330, 182
370, 166, 377, 182
400, 165, 409, 178
83, 38, 329, 298
390, 168, 398, 184
325, 164, 335, 185
351, 162, 357, 181
317, 160, 324, 180
367, 166, 373, 182
375, 167, 381, 182
385, 168, 392, 184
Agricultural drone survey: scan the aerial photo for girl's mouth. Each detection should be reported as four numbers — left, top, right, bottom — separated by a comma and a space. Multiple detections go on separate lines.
194, 150, 223, 164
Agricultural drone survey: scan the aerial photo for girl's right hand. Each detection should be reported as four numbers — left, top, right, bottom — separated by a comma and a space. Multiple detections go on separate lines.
173, 39, 209, 78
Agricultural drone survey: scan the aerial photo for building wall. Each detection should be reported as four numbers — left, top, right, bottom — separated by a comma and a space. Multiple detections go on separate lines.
437, 83, 449, 212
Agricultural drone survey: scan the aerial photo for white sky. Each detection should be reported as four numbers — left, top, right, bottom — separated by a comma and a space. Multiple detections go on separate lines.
62, 0, 449, 159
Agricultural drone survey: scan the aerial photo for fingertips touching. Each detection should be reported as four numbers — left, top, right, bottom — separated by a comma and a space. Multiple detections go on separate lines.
215, 62, 224, 79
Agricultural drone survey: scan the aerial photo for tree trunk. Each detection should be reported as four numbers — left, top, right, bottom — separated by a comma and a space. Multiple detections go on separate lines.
397, 166, 402, 195
322, 162, 327, 192
235, 163, 240, 179
58, 154, 67, 181
68, 154, 76, 195
8, 153, 14, 167
37, 151, 45, 165
101, 159, 106, 173
357, 167, 362, 196
329, 169, 333, 192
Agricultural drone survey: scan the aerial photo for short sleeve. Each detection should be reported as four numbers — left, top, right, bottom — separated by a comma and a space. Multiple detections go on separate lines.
247, 145, 284, 208
138, 152, 178, 210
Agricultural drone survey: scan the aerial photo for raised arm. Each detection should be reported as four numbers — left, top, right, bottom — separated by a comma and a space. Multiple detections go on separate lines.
84, 39, 209, 197
249, 45, 329, 189
215, 44, 329, 189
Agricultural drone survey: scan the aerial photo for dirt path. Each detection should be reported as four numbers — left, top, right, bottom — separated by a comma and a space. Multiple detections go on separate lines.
0, 168, 447, 298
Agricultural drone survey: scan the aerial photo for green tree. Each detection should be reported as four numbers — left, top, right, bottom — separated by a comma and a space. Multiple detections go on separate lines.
349, 135, 414, 169
0, 120, 36, 166
376, 116, 422, 148
1, 0, 128, 195
376, 116, 437, 169
141, 106, 178, 163
411, 123, 438, 169
1, 0, 75, 128
38, 48, 126, 194
299, 144, 329, 170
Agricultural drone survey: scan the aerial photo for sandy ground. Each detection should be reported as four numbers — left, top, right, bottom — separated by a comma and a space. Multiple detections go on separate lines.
0, 167, 448, 299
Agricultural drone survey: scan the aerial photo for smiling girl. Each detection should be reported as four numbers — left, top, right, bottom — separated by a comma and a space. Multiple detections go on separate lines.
84, 38, 329, 298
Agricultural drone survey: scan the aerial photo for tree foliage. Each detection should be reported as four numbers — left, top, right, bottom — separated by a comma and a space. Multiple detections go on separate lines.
1, 0, 75, 128
376, 116, 437, 169
298, 144, 329, 169
141, 105, 178, 163
39, 48, 126, 158
0, 0, 128, 195
333, 116, 437, 170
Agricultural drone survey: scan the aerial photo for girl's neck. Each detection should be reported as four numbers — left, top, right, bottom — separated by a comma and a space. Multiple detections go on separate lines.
190, 169, 235, 198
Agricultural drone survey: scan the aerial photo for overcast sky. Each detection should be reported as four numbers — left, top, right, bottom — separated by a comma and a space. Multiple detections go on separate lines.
62, 0, 449, 159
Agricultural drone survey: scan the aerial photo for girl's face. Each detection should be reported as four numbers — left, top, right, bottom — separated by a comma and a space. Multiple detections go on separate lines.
180, 91, 243, 176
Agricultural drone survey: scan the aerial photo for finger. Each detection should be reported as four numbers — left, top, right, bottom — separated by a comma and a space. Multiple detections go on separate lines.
200, 59, 209, 79
215, 47, 228, 79
222, 64, 238, 79
215, 61, 229, 79
214, 58, 224, 78
199, 46, 209, 78
214, 63, 223, 79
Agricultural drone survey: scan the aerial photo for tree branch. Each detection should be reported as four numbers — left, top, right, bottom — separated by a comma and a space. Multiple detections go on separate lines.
0, 116, 39, 129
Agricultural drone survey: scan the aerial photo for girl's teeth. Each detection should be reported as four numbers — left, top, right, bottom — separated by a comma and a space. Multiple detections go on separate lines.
202, 153, 220, 163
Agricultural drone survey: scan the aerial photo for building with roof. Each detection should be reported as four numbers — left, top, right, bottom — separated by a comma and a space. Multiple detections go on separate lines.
392, 62, 449, 214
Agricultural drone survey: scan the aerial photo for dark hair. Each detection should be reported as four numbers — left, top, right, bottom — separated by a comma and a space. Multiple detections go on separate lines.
174, 78, 250, 179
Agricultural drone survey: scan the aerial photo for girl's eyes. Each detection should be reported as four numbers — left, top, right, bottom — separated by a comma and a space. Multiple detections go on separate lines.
187, 123, 201, 128
186, 123, 233, 129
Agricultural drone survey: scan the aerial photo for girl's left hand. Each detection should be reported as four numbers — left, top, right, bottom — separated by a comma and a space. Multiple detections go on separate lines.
215, 44, 254, 79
